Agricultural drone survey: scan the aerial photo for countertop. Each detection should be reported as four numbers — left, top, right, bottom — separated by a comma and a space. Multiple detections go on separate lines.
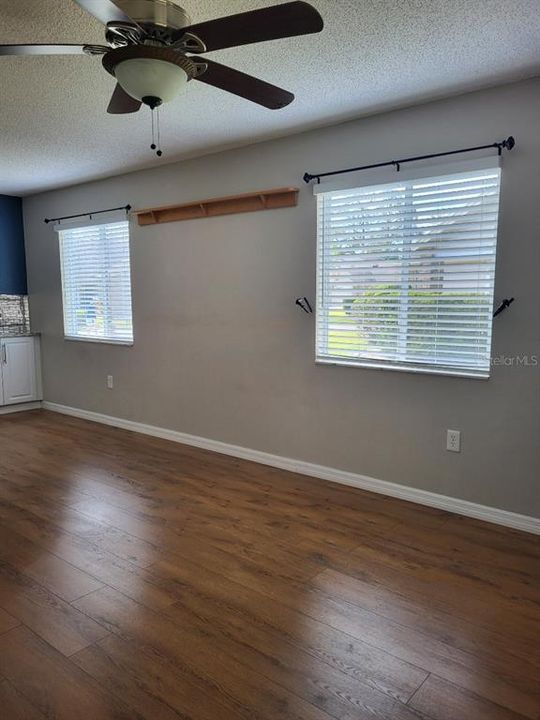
0, 331, 39, 338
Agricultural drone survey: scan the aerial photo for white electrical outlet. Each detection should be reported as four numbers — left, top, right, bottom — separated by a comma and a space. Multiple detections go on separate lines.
107, 375, 114, 389
446, 429, 461, 453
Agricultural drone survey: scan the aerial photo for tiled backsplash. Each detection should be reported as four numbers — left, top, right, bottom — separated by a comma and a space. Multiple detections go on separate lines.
0, 294, 30, 336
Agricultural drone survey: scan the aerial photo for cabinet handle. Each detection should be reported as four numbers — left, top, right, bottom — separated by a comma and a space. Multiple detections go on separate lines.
1, 344, 6, 365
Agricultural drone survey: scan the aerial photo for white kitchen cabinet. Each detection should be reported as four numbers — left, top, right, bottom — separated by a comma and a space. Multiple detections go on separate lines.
0, 336, 42, 406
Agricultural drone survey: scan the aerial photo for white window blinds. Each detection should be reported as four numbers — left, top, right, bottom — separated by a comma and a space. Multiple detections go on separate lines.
316, 163, 501, 377
59, 220, 133, 344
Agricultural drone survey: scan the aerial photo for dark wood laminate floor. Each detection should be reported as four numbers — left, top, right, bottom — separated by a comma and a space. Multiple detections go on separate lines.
0, 410, 538, 720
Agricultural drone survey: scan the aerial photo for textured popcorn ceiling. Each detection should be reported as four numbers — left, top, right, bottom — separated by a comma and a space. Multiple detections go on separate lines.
1, 0, 539, 195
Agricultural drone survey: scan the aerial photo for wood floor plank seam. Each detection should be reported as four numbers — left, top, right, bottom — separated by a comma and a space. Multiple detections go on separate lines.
140, 541, 535, 708
307, 572, 515, 666
0, 498, 174, 596
0, 620, 22, 638
0, 625, 148, 720
0, 676, 49, 719
0, 483, 162, 571
286, 591, 540, 717
184, 604, 426, 720
144, 556, 435, 700
313, 569, 540, 677
407, 672, 536, 720
69, 569, 506, 720
73, 585, 405, 720
405, 671, 432, 706
69, 585, 112, 604
70, 641, 221, 720
0, 557, 113, 653
0, 504, 117, 579
313, 556, 540, 648
148, 561, 438, 684
72, 597, 335, 720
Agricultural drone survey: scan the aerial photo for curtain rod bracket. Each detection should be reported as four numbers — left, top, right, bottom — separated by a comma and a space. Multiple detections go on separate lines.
295, 296, 313, 314
493, 297, 515, 318
303, 136, 515, 184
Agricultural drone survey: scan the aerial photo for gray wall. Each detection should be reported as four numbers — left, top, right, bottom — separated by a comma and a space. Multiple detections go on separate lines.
23, 78, 540, 517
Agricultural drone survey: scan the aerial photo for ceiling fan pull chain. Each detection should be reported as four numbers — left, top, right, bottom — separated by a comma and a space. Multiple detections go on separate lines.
156, 107, 163, 157
150, 107, 156, 151
148, 106, 162, 157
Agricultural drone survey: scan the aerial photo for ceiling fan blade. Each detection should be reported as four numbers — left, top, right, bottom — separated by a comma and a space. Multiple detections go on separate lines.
176, 1, 323, 53
0, 44, 90, 56
107, 83, 142, 114
72, 0, 134, 24
192, 58, 294, 110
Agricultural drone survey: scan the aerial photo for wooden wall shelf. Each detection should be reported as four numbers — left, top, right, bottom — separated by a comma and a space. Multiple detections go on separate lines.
134, 187, 299, 226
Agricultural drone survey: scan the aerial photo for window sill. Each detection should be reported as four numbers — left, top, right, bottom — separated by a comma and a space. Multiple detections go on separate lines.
316, 357, 489, 380
64, 336, 133, 347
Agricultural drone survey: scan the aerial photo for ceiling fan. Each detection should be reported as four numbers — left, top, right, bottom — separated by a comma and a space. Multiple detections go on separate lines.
0, 0, 324, 116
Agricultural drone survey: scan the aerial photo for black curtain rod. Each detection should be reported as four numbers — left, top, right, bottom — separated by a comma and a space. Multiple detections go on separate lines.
303, 136, 515, 184
44, 204, 131, 224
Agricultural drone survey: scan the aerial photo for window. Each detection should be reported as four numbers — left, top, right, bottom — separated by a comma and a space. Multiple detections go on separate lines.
59, 220, 133, 344
316, 162, 501, 378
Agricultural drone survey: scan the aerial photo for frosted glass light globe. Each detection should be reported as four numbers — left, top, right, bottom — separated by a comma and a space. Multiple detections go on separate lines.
115, 58, 188, 103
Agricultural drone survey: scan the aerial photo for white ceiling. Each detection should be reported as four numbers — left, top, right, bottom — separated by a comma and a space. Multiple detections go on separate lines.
1, 0, 539, 196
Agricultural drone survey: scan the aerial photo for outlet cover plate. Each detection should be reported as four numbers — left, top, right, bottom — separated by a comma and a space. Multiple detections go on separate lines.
447, 429, 461, 452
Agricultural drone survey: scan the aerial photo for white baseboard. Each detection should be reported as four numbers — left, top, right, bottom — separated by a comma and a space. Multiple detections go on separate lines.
42, 401, 540, 535
0, 401, 42, 415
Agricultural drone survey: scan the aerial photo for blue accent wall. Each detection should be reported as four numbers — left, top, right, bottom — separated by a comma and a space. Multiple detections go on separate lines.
0, 194, 27, 295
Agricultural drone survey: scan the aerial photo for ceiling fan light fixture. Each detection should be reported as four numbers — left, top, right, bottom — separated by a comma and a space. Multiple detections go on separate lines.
102, 45, 198, 105
115, 57, 188, 103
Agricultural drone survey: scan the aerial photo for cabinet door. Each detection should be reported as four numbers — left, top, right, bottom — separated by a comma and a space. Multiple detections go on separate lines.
1, 337, 37, 405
